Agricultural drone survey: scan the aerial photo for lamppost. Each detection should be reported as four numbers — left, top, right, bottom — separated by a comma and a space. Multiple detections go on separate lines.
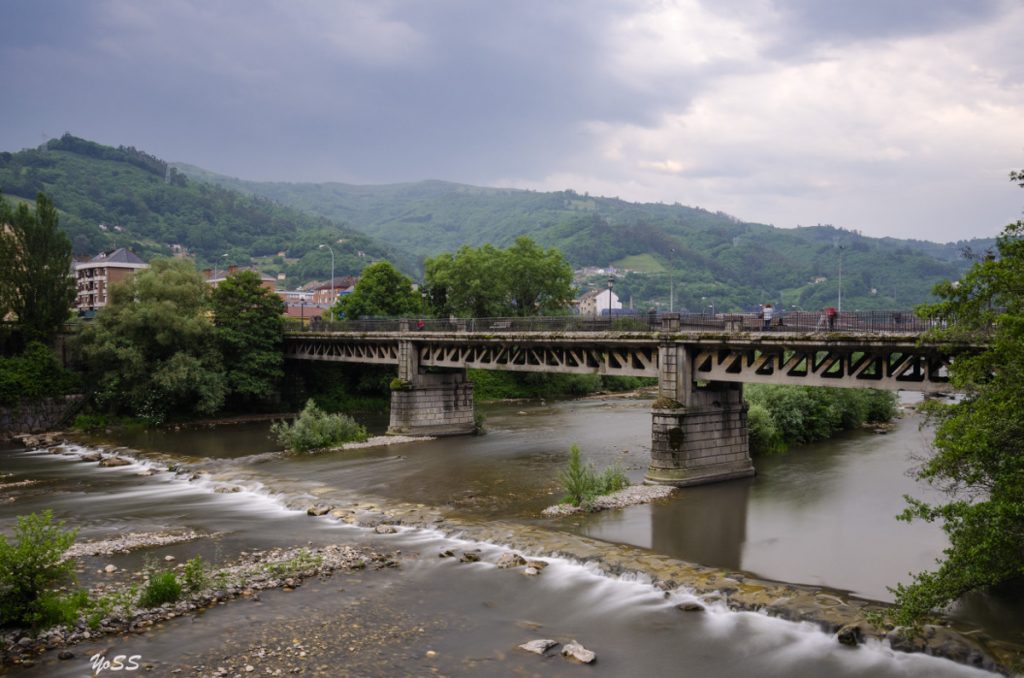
701, 296, 706, 315
607, 275, 615, 318
319, 244, 335, 312
669, 247, 676, 313
837, 244, 845, 314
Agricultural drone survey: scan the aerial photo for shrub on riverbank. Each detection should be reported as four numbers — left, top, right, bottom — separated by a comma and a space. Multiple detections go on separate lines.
138, 570, 181, 608
0, 342, 79, 407
560, 444, 629, 507
745, 385, 898, 455
0, 511, 80, 629
271, 399, 369, 453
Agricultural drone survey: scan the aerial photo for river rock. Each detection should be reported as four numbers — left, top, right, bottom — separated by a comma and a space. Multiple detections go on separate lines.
677, 602, 705, 612
99, 456, 132, 467
58, 650, 74, 660
496, 552, 527, 569
79, 452, 102, 462
518, 639, 557, 655
374, 524, 397, 534
306, 505, 331, 516
561, 640, 596, 664
837, 622, 867, 646
459, 550, 481, 563
887, 625, 997, 671
522, 566, 541, 576
104, 564, 117, 573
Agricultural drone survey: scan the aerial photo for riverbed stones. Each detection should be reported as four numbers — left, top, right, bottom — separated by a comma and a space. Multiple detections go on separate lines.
374, 524, 398, 534
518, 639, 557, 655
99, 456, 132, 467
561, 640, 596, 664
459, 550, 481, 563
496, 552, 527, 569
306, 505, 331, 516
677, 602, 705, 612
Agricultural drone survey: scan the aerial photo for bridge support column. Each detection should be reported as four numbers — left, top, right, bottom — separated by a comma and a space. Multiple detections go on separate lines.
387, 340, 475, 436
646, 344, 755, 486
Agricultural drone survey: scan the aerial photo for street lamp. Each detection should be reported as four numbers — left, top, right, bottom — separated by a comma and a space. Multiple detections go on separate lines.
836, 243, 845, 314
319, 244, 335, 311
607, 275, 615, 318
669, 247, 676, 313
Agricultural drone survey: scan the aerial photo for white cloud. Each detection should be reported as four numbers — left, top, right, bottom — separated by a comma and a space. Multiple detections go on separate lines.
504, 2, 1024, 240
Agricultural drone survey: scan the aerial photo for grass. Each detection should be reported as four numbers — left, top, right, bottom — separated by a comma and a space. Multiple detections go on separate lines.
612, 254, 666, 273
559, 444, 629, 507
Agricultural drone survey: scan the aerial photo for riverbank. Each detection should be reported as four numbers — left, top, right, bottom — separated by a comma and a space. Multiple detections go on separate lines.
4, 433, 1021, 674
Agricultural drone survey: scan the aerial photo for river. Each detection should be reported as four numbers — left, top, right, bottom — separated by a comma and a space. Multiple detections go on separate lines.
0, 394, 1016, 676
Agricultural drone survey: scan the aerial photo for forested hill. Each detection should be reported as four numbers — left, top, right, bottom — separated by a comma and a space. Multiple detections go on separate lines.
175, 165, 993, 311
0, 135, 416, 280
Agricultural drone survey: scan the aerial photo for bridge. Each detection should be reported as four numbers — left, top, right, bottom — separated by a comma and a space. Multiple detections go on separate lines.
284, 312, 968, 487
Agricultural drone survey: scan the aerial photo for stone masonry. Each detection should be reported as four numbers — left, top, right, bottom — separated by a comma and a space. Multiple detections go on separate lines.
646, 344, 755, 486
388, 339, 475, 436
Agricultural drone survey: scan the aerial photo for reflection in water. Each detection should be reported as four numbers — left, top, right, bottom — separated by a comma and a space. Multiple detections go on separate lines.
573, 408, 951, 602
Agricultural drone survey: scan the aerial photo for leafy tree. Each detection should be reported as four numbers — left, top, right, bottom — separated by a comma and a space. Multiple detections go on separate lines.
503, 236, 576, 316
0, 192, 76, 343
423, 245, 508, 318
334, 261, 421, 319
422, 237, 575, 317
211, 270, 284, 405
892, 172, 1024, 623
77, 258, 226, 422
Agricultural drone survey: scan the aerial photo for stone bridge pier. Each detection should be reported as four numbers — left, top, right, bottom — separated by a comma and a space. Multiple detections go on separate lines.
645, 341, 756, 486
387, 339, 476, 436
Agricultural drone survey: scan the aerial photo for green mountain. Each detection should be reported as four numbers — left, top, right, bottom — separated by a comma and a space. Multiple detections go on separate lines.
0, 135, 416, 282
173, 167, 993, 312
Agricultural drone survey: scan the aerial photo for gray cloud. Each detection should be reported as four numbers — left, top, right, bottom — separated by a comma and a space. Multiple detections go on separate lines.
1, 0, 1021, 242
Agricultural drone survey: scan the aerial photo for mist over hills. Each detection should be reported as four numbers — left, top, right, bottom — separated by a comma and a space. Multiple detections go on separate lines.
0, 135, 994, 311
175, 163, 991, 312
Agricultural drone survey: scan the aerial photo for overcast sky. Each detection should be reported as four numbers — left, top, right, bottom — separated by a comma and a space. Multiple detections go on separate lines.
2, 0, 1022, 242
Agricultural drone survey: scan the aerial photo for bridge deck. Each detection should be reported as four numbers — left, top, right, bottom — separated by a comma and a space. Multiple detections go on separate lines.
284, 326, 966, 392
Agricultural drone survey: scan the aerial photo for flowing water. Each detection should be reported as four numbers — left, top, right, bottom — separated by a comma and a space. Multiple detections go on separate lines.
0, 395, 1017, 676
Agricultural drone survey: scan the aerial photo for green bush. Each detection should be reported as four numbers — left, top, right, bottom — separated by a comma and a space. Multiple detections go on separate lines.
747, 402, 786, 455
559, 444, 629, 507
0, 342, 78, 407
744, 385, 899, 453
182, 555, 208, 593
271, 399, 369, 453
34, 589, 89, 628
0, 510, 79, 629
138, 571, 181, 608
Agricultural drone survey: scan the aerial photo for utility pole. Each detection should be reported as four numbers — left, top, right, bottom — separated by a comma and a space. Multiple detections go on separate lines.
838, 245, 845, 313
319, 244, 335, 312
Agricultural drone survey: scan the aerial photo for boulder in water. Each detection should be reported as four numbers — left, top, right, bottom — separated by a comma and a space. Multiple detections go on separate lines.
561, 640, 596, 664
518, 639, 557, 655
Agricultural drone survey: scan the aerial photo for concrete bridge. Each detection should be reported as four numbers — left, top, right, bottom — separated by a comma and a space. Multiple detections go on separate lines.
284, 313, 966, 487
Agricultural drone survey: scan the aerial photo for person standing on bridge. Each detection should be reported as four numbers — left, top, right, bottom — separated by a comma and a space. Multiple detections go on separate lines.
762, 303, 773, 330
825, 306, 837, 330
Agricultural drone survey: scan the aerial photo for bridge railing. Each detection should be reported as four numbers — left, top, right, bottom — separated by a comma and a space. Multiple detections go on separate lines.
285, 311, 939, 335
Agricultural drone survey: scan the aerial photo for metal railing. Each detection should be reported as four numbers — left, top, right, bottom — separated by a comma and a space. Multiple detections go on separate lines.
285, 310, 938, 335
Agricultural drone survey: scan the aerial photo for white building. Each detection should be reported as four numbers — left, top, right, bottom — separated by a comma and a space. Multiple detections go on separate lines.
577, 288, 622, 317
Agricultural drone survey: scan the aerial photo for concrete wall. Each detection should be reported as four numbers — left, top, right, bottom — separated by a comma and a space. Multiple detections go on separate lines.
0, 395, 83, 440
387, 371, 475, 436
646, 382, 755, 486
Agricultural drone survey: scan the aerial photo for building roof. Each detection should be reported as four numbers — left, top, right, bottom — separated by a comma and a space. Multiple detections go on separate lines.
91, 248, 145, 265
311, 276, 358, 291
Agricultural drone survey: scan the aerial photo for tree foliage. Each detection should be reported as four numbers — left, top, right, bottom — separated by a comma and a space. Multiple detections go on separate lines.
77, 258, 226, 421
422, 236, 575, 317
0, 510, 78, 629
0, 192, 75, 344
334, 261, 421, 319
892, 176, 1024, 623
211, 270, 285, 404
